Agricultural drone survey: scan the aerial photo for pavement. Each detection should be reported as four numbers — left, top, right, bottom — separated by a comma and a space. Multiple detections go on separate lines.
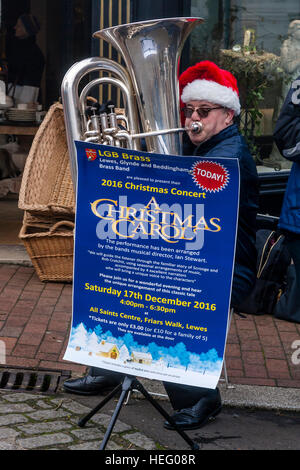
0, 247, 300, 451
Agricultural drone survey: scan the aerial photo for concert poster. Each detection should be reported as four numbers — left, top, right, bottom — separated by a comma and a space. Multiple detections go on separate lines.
63, 141, 240, 389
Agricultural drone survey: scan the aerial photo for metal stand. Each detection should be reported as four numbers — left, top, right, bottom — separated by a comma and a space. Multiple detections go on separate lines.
78, 375, 200, 450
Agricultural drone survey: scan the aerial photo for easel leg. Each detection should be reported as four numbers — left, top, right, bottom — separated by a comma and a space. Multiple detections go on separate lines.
78, 382, 122, 427
99, 376, 134, 450
134, 380, 199, 451
77, 375, 200, 451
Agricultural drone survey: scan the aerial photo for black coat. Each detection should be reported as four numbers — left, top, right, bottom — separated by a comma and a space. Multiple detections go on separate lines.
273, 77, 300, 234
183, 125, 259, 308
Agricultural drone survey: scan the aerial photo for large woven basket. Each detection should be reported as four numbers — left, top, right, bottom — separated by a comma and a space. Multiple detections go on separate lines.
23, 210, 74, 228
18, 102, 75, 216
19, 219, 74, 282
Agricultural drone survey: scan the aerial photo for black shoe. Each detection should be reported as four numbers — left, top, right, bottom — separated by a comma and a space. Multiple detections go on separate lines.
63, 375, 121, 396
164, 388, 222, 431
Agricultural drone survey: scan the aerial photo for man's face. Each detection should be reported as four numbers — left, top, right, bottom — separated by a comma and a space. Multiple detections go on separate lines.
14, 19, 28, 39
184, 100, 235, 146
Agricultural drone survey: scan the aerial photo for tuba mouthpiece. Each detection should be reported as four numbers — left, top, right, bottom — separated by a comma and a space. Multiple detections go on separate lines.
189, 122, 203, 134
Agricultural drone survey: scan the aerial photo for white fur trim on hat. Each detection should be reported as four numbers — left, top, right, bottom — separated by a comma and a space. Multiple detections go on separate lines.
181, 79, 241, 116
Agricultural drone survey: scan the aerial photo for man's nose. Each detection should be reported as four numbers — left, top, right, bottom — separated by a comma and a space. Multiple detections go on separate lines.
191, 109, 201, 119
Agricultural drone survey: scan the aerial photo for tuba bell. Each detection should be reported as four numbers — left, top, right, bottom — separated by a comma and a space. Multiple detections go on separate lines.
61, 17, 203, 187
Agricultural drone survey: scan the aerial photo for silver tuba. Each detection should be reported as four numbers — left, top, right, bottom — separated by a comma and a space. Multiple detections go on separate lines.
61, 17, 203, 186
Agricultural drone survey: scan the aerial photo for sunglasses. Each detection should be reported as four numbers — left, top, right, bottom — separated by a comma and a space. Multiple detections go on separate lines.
182, 106, 224, 119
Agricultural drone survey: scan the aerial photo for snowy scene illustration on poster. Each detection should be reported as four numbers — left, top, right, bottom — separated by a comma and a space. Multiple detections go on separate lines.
63, 141, 240, 389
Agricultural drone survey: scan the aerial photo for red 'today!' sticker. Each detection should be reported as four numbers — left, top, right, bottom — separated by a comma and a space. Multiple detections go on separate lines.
191, 160, 229, 193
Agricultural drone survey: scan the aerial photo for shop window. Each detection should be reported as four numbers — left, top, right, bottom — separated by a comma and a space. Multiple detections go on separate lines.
189, 0, 300, 169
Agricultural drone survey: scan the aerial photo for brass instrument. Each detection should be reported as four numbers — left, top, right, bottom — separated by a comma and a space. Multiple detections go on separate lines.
61, 17, 203, 187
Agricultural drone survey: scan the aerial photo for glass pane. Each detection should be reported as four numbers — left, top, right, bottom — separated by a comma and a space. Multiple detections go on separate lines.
189, 0, 300, 171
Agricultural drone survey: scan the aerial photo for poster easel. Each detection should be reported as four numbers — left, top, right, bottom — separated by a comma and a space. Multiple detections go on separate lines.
78, 375, 199, 451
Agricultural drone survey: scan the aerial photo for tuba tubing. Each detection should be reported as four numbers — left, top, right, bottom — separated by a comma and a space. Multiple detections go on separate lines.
62, 57, 139, 188
61, 18, 204, 190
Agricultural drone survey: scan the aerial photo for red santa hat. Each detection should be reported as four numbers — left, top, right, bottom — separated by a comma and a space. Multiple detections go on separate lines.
179, 61, 241, 117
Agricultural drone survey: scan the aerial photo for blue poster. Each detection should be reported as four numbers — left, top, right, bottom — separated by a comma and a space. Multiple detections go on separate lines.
63, 141, 240, 389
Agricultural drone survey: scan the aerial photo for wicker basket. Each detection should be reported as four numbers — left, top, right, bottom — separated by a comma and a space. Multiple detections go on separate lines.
23, 210, 74, 229
19, 219, 75, 282
18, 102, 75, 216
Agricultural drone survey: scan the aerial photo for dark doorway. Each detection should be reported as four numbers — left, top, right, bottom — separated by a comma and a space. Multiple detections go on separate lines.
1, 0, 93, 109
44, 0, 93, 108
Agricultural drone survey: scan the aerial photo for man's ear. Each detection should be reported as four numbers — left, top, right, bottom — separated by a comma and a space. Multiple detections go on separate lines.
225, 109, 235, 125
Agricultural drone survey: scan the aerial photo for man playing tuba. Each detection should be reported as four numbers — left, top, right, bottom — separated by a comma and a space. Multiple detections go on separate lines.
63, 61, 259, 431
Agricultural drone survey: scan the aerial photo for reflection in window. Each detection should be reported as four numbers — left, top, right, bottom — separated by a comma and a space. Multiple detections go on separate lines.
141, 38, 157, 58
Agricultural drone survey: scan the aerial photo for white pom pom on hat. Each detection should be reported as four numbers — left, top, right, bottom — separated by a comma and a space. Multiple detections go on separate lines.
180, 61, 241, 116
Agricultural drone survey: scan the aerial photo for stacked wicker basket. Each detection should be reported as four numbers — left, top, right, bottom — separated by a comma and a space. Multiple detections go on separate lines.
18, 102, 75, 282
